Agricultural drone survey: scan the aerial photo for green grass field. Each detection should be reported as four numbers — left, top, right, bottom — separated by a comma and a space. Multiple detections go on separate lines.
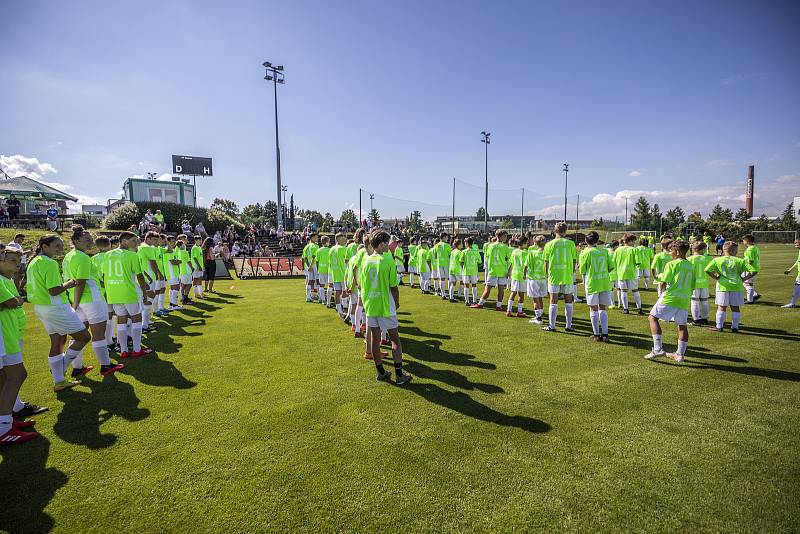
1, 244, 798, 533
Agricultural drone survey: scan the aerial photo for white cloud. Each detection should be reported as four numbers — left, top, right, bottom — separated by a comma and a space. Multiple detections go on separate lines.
156, 173, 174, 181
628, 170, 642, 177
532, 174, 800, 220
0, 154, 58, 180
40, 180, 73, 191
705, 159, 735, 168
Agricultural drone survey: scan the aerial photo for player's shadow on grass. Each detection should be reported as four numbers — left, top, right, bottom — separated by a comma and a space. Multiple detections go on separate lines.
53, 374, 150, 449
119, 351, 197, 390
653, 358, 800, 381
736, 326, 800, 343
190, 301, 222, 312
176, 308, 212, 319
0, 436, 68, 534
208, 291, 242, 299
402, 337, 496, 370
399, 326, 451, 340
404, 360, 504, 393
405, 382, 550, 433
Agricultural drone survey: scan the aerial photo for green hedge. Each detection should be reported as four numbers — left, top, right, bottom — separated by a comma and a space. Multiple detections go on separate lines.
103, 201, 243, 234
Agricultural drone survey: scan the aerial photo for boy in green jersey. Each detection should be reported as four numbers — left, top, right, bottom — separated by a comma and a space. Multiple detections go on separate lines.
645, 240, 696, 362
407, 238, 418, 288
358, 230, 411, 385
651, 239, 673, 298
302, 233, 320, 303
541, 222, 578, 331
525, 235, 547, 324
579, 231, 614, 341
506, 236, 528, 317
435, 234, 452, 299
741, 234, 761, 303
137, 232, 163, 331
93, 236, 117, 346
608, 240, 621, 308
103, 232, 154, 358
447, 240, 463, 302
614, 233, 644, 314
345, 244, 365, 334
162, 236, 182, 310
703, 234, 714, 254
329, 233, 348, 317
391, 236, 405, 286
636, 237, 655, 290
482, 237, 493, 283
416, 242, 431, 293
176, 238, 193, 305
688, 241, 713, 325
704, 242, 755, 333
315, 236, 333, 306
461, 237, 480, 305
155, 234, 169, 314
190, 235, 205, 298
429, 238, 440, 294
63, 226, 124, 377
781, 239, 800, 307
472, 230, 511, 311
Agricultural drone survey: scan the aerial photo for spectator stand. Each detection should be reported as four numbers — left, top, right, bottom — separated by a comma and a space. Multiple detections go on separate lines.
0, 175, 77, 230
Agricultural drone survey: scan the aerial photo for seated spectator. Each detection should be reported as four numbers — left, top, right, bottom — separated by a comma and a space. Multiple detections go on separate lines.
195, 221, 207, 239
181, 220, 192, 234
45, 204, 59, 231
143, 209, 154, 225
154, 209, 165, 229
231, 241, 242, 257
213, 230, 222, 245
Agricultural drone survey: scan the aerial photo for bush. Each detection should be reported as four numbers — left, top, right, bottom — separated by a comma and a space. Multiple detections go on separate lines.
103, 201, 244, 234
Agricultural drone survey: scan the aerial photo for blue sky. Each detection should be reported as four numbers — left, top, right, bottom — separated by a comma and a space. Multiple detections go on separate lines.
1, 0, 799, 219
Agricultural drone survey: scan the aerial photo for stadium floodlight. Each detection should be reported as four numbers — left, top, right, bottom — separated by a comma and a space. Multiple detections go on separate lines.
481, 131, 491, 232
562, 163, 569, 223
263, 60, 286, 228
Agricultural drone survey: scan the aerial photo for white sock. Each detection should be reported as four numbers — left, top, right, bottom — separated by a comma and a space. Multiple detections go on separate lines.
93, 340, 111, 366
652, 334, 663, 352
159, 293, 166, 310
355, 306, 363, 330
105, 320, 115, 345
549, 304, 558, 328
463, 288, 470, 304
306, 285, 312, 299
701, 300, 709, 320
791, 284, 800, 305
716, 310, 725, 329
48, 354, 66, 382
507, 298, 513, 312
746, 285, 754, 302
336, 303, 342, 314
478, 298, 486, 306
409, 273, 414, 285
599, 310, 608, 334
0, 415, 11, 438
65, 346, 82, 370
677, 340, 688, 356
449, 286, 454, 299
732, 311, 741, 329
620, 292, 629, 309
117, 324, 129, 352
590, 309, 600, 335
495, 299, 503, 309
633, 291, 642, 310
517, 303, 523, 313
472, 287, 477, 301
13, 395, 25, 412
131, 323, 143, 352
644, 276, 650, 289
565, 303, 574, 329
142, 305, 152, 328
691, 300, 700, 320
535, 308, 543, 318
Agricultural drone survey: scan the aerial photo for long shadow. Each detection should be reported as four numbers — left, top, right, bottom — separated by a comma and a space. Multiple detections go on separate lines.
0, 436, 68, 534
404, 360, 504, 393
402, 337, 496, 370
405, 382, 550, 433
53, 374, 150, 449
176, 308, 212, 319
735, 326, 800, 343
190, 301, 222, 312
117, 350, 197, 390
399, 326, 451, 340
207, 291, 242, 299
652, 358, 800, 381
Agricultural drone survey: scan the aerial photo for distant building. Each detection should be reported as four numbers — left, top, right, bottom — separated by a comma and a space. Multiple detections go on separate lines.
82, 204, 107, 216
122, 176, 196, 207
795, 196, 800, 222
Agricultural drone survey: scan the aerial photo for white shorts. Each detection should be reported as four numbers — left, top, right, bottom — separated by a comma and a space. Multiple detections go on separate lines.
155, 279, 166, 290
396, 264, 405, 273
408, 266, 418, 274
34, 303, 86, 336
193, 269, 204, 279
509, 279, 524, 292
586, 291, 613, 306
318, 273, 331, 285
180, 274, 192, 285
716, 291, 744, 307
618, 279, 639, 290
638, 269, 650, 278
305, 267, 317, 283
548, 283, 576, 294
0, 352, 23, 368
438, 267, 449, 278
420, 272, 431, 281
332, 282, 344, 291
462, 274, 478, 285
692, 288, 709, 299
76, 300, 109, 325
366, 315, 399, 330
650, 299, 688, 325
448, 274, 459, 283
431, 269, 439, 279
742, 273, 756, 285
112, 302, 142, 317
485, 276, 508, 287
526, 279, 547, 298
168, 277, 180, 287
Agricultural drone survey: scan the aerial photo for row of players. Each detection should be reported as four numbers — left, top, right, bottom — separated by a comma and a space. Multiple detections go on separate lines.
0, 227, 212, 445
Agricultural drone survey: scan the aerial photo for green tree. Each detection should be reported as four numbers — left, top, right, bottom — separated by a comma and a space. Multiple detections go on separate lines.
368, 209, 380, 226
407, 210, 423, 231
240, 203, 266, 225
630, 196, 652, 229
708, 204, 733, 222
263, 201, 278, 225
663, 206, 685, 230
779, 201, 797, 230
651, 203, 662, 231
322, 212, 335, 231
476, 207, 487, 221
734, 208, 750, 223
210, 198, 239, 218
687, 211, 703, 223
338, 209, 357, 227
500, 218, 514, 229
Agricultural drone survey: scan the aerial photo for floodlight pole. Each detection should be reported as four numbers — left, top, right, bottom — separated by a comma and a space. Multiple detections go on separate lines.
520, 188, 524, 234
481, 131, 491, 233
562, 163, 569, 222
358, 188, 362, 226
452, 177, 456, 235
263, 61, 285, 228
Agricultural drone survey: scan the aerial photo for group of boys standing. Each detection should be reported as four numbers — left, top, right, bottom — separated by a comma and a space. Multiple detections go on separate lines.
0, 227, 212, 446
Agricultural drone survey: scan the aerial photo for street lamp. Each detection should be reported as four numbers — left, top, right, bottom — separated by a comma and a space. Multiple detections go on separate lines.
146, 172, 157, 180
562, 163, 569, 223
369, 193, 375, 212
481, 131, 491, 232
281, 184, 288, 225
263, 60, 285, 228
